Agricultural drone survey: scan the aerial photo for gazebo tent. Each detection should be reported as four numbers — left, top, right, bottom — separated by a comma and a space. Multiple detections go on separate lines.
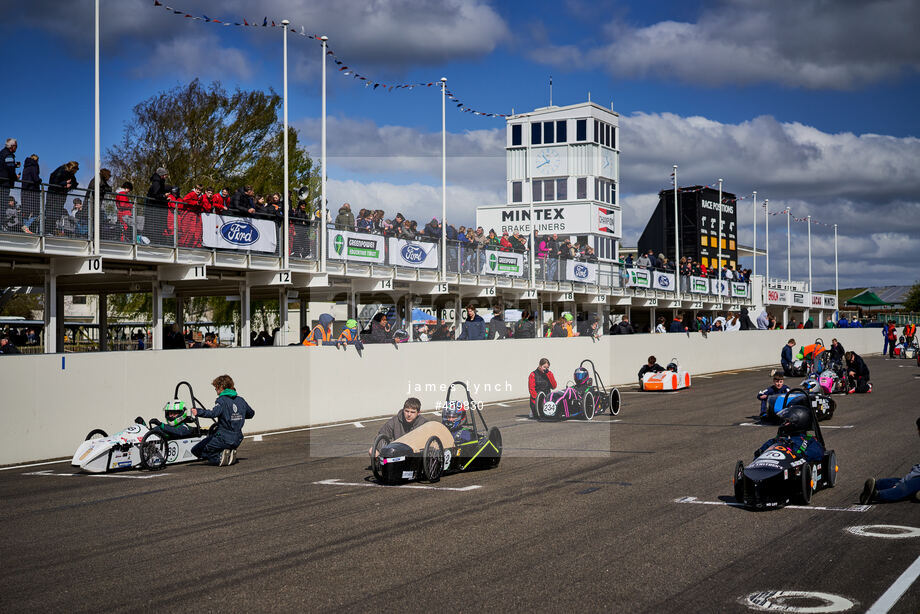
845, 291, 891, 307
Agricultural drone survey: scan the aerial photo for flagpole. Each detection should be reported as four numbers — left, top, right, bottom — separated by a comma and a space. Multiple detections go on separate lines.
786, 206, 791, 290
717, 178, 723, 278
281, 19, 290, 270
752, 191, 757, 279
834, 224, 839, 320
764, 199, 769, 290
440, 77, 447, 280
806, 215, 812, 292
673, 165, 679, 297
93, 0, 100, 256
320, 35, 328, 273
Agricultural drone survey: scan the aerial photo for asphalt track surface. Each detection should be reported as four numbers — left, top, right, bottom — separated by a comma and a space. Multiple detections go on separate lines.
2, 356, 919, 613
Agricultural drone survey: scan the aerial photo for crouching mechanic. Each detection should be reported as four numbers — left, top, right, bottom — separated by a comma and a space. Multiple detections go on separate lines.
528, 358, 557, 419
638, 355, 665, 387
191, 375, 255, 466
368, 397, 427, 456
149, 401, 197, 438
755, 403, 824, 463
860, 416, 920, 504
757, 372, 790, 419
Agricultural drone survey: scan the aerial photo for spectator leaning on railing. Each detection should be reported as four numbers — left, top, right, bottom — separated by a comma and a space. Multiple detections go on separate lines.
0, 138, 19, 206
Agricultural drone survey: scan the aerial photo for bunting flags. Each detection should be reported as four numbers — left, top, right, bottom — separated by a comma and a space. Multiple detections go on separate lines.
150, 0, 509, 118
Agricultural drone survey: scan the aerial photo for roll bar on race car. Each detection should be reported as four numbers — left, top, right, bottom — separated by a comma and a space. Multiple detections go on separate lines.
445, 381, 489, 432
173, 381, 208, 432
780, 387, 825, 448
579, 359, 610, 394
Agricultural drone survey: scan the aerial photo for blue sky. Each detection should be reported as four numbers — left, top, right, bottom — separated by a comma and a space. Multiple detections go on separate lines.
3, 0, 920, 290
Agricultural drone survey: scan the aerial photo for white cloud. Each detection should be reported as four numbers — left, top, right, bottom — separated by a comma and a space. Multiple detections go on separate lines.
528, 0, 920, 89
135, 33, 255, 81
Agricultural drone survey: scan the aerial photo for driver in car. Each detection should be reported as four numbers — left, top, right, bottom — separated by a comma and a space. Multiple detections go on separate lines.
757, 372, 790, 419
755, 403, 825, 463
369, 397, 427, 456
149, 401, 197, 438
442, 400, 473, 443
638, 355, 665, 386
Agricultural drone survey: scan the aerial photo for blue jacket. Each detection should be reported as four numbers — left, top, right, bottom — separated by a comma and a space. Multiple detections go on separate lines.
668, 319, 685, 333
197, 390, 255, 447
0, 147, 16, 186
781, 345, 794, 365
458, 319, 486, 340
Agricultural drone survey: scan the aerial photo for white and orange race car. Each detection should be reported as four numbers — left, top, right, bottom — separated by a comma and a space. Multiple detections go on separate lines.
640, 359, 691, 391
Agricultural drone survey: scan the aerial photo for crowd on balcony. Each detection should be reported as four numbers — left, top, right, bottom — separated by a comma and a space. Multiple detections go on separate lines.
622, 248, 751, 281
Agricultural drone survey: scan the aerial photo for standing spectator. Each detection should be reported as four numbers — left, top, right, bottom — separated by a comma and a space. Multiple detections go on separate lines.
0, 335, 21, 355
654, 316, 667, 333
145, 166, 169, 238
514, 309, 536, 338
488, 305, 508, 340
509, 230, 526, 252
114, 181, 139, 243
669, 313, 686, 333
334, 202, 355, 229
48, 160, 79, 232
86, 168, 114, 239
20, 154, 41, 234
177, 184, 206, 247
781, 338, 797, 376
636, 251, 650, 269
458, 305, 486, 340
58, 198, 86, 237
424, 217, 442, 239
499, 231, 513, 251
229, 185, 256, 216
739, 307, 755, 330
884, 321, 896, 358
611, 316, 635, 335
0, 138, 19, 206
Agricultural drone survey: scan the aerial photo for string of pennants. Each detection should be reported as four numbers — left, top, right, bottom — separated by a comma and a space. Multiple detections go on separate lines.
151, 1, 509, 118
764, 205, 835, 227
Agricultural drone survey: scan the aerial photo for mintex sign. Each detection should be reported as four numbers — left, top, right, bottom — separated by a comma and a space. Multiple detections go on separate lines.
476, 203, 621, 239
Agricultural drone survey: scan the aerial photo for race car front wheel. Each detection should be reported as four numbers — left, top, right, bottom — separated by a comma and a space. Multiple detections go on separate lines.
733, 460, 745, 504
582, 391, 596, 420
139, 431, 168, 471
371, 435, 391, 484
794, 464, 813, 505
608, 388, 621, 416
422, 436, 443, 482
825, 451, 838, 488
482, 427, 502, 468
85, 428, 107, 441
534, 392, 546, 420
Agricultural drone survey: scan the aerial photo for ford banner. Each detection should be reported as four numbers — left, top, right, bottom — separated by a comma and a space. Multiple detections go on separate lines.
327, 229, 386, 264
202, 213, 277, 252
564, 260, 598, 284
652, 271, 676, 291
710, 278, 729, 296
387, 238, 439, 269
625, 268, 651, 288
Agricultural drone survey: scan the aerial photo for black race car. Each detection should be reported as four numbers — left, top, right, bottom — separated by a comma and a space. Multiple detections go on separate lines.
370, 381, 501, 484
734, 389, 838, 509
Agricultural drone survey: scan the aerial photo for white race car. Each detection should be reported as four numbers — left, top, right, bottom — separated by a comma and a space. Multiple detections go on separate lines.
71, 382, 212, 473
640, 358, 692, 391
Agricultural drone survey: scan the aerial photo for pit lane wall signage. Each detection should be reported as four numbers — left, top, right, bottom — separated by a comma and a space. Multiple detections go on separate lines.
481, 249, 524, 277
689, 276, 709, 294
565, 260, 598, 284
766, 289, 788, 305
328, 229, 385, 263
625, 268, 651, 288
710, 279, 729, 296
475, 203, 622, 239
652, 271, 675, 291
202, 213, 278, 253
730, 282, 748, 298
387, 238, 439, 269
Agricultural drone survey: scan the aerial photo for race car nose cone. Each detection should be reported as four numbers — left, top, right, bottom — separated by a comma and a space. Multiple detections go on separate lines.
381, 442, 412, 458
744, 465, 783, 482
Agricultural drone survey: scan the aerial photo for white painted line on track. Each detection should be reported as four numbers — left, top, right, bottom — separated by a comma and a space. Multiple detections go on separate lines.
24, 469, 170, 479
738, 422, 855, 429
846, 525, 920, 539
0, 458, 71, 471
696, 375, 713, 379
313, 478, 481, 492
515, 418, 621, 422
495, 403, 510, 407
353, 422, 365, 428
865, 553, 920, 614
674, 496, 871, 513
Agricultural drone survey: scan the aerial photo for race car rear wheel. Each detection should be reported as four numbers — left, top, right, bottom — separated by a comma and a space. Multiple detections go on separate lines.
825, 397, 836, 420
826, 451, 838, 488
139, 431, 168, 471
794, 463, 813, 505
608, 388, 621, 416
733, 460, 745, 504
422, 436, 443, 482
482, 427, 502, 468
535, 391, 546, 420
85, 428, 107, 441
582, 391, 596, 420
371, 435, 391, 484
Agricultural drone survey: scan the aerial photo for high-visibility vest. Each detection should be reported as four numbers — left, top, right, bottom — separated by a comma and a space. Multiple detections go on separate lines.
337, 328, 356, 343
302, 325, 330, 346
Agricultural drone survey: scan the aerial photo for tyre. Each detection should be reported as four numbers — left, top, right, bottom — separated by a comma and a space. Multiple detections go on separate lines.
85, 428, 107, 441
733, 460, 745, 503
826, 397, 836, 420
608, 388, 621, 416
371, 434, 391, 484
535, 391, 546, 420
139, 431, 168, 471
794, 463, 813, 505
541, 394, 561, 420
422, 436, 444, 482
582, 391, 596, 420
825, 451, 837, 488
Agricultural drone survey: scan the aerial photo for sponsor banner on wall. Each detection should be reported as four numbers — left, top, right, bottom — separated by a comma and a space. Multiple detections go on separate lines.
792, 292, 808, 306
328, 229, 386, 263
766, 289, 788, 304
625, 268, 651, 288
730, 282, 749, 298
481, 249, 524, 277
710, 278, 729, 296
202, 213, 278, 252
689, 276, 710, 294
822, 295, 837, 308
387, 238, 439, 269
565, 260, 598, 284
652, 271, 676, 291
811, 294, 823, 307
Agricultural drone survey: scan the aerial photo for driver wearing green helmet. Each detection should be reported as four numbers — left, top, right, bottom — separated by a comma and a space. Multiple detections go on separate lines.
149, 400, 197, 438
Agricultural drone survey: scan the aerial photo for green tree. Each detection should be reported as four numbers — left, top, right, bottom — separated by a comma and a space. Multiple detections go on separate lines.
105, 79, 320, 209
903, 281, 920, 313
